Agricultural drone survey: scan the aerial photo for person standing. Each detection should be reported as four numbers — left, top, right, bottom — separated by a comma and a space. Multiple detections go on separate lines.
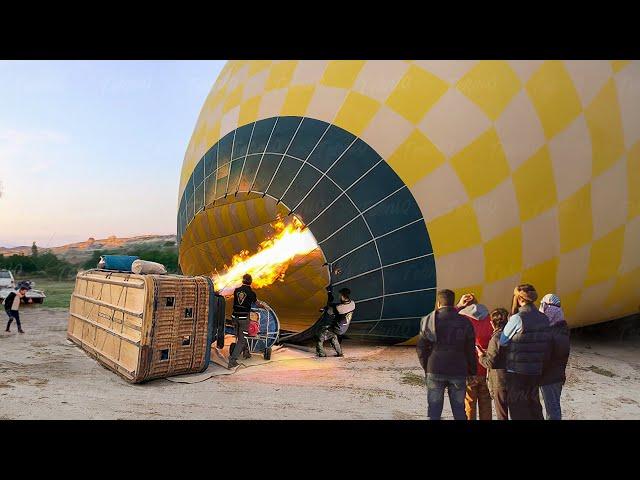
4, 286, 28, 333
499, 284, 552, 420
478, 308, 510, 420
228, 274, 259, 368
316, 287, 355, 357
539, 294, 570, 420
457, 293, 493, 420
417, 289, 477, 420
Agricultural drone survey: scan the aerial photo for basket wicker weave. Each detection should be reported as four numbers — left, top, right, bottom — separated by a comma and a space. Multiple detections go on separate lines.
67, 270, 215, 383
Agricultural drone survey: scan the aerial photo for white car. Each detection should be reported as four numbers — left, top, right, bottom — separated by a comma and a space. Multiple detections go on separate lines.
0, 270, 47, 305
0, 269, 14, 289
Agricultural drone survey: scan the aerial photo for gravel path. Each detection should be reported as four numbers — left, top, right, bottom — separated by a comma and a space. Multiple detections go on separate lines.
1, 308, 638, 420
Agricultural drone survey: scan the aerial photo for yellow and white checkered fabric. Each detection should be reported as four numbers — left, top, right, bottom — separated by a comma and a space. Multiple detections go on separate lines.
180, 60, 640, 328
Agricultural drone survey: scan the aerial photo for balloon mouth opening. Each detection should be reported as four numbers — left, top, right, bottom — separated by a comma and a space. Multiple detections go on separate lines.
180, 193, 331, 334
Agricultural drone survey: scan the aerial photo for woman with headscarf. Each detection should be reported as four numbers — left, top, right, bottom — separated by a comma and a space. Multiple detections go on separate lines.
538, 294, 570, 420
477, 308, 510, 419
499, 284, 552, 420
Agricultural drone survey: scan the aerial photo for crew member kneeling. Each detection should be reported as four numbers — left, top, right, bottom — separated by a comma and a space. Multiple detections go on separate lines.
316, 287, 355, 357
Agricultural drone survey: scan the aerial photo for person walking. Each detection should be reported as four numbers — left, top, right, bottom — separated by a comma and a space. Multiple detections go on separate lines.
417, 289, 477, 420
499, 284, 552, 420
539, 294, 570, 420
457, 293, 493, 420
4, 285, 28, 333
316, 287, 355, 357
478, 308, 510, 420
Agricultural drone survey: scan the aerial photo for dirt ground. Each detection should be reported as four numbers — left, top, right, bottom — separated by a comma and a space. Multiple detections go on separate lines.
1, 307, 639, 420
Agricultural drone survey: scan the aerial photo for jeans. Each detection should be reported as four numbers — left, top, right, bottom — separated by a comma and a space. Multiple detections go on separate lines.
229, 317, 249, 362
540, 382, 563, 420
5, 310, 21, 331
426, 373, 467, 420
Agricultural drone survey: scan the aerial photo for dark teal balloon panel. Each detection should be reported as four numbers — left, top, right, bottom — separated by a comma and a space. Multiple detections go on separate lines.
178, 116, 436, 343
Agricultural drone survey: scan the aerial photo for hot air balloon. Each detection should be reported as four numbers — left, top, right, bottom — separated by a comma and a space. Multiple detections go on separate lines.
178, 60, 640, 345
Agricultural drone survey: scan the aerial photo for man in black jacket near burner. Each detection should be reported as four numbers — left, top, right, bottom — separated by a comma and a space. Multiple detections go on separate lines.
228, 274, 259, 368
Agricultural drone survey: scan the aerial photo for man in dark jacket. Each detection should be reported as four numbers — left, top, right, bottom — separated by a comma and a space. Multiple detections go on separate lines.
539, 294, 570, 420
417, 289, 477, 420
500, 284, 552, 420
228, 274, 260, 368
478, 308, 510, 420
4, 286, 28, 333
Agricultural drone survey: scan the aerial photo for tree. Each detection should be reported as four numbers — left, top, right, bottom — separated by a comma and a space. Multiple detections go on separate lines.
31, 241, 39, 257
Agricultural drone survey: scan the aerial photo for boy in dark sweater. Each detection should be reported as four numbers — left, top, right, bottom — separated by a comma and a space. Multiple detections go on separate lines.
4, 286, 28, 333
478, 308, 510, 420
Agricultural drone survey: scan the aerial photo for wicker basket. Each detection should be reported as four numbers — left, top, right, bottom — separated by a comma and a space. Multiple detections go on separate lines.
67, 270, 216, 383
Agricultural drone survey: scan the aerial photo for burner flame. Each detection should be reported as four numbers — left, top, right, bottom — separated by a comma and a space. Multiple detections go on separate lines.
213, 217, 317, 296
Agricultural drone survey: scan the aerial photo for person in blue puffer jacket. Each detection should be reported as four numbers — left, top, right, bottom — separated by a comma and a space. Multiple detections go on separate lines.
499, 284, 552, 420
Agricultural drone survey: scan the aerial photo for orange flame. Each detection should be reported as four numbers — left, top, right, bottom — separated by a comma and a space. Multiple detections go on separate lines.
213, 217, 317, 296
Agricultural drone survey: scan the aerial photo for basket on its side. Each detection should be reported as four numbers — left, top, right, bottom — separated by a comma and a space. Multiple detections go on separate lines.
67, 270, 216, 383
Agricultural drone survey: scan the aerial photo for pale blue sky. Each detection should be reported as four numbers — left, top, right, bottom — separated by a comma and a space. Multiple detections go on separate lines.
0, 60, 226, 247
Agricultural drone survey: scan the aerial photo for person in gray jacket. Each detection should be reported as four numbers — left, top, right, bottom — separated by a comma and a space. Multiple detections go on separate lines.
478, 308, 510, 420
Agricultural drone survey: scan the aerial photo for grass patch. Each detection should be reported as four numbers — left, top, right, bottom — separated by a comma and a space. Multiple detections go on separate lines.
400, 371, 425, 387
16, 276, 75, 309
587, 365, 617, 377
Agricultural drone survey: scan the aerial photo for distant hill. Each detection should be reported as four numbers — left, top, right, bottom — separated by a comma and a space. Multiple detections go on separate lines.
0, 235, 177, 265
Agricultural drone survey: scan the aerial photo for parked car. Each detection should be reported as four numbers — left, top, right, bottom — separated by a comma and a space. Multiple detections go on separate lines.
0, 269, 14, 289
0, 270, 47, 305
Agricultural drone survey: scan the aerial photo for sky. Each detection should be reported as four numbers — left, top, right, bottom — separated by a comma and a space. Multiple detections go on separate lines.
0, 60, 226, 248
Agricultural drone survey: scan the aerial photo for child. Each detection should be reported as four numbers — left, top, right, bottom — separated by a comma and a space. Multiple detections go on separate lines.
478, 308, 510, 420
4, 286, 28, 333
